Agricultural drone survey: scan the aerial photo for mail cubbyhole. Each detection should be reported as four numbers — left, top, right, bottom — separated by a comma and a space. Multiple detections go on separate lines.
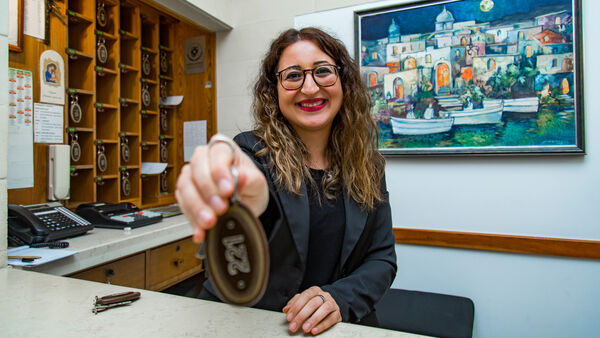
96, 70, 119, 105
95, 32, 119, 71
68, 60, 94, 92
120, 104, 140, 134
68, 93, 94, 129
158, 107, 175, 136
96, 175, 119, 203
96, 1, 118, 35
160, 167, 175, 194
141, 142, 158, 163
68, 168, 95, 207
119, 5, 139, 37
140, 80, 158, 111
120, 38, 140, 70
120, 135, 140, 166
141, 14, 158, 51
120, 71, 139, 101
120, 168, 140, 201
68, 14, 95, 56
96, 107, 119, 140
159, 19, 174, 51
69, 130, 95, 166
141, 52, 157, 79
142, 114, 159, 143
141, 175, 160, 206
95, 141, 118, 176
69, 0, 94, 18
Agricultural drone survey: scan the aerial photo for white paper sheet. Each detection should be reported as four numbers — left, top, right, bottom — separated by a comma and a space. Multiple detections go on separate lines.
34, 103, 64, 143
8, 68, 34, 189
183, 120, 207, 162
24, 0, 45, 40
141, 162, 168, 175
159, 95, 184, 106
7, 246, 77, 267
8, 0, 19, 46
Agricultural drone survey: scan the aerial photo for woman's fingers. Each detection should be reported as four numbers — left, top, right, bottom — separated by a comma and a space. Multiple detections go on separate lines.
309, 310, 341, 335
283, 286, 342, 335
176, 164, 216, 243
176, 134, 269, 243
190, 144, 229, 216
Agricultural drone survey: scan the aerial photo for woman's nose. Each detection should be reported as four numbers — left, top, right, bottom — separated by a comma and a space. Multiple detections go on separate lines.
301, 73, 320, 95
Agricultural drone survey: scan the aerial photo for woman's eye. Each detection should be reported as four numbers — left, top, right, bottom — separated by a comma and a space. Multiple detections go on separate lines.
314, 67, 333, 76
284, 71, 303, 81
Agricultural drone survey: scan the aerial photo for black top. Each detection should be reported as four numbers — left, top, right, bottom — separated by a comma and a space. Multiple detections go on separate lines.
201, 132, 397, 323
300, 168, 346, 291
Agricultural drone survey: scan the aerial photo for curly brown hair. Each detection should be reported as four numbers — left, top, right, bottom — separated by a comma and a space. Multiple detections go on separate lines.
252, 27, 385, 210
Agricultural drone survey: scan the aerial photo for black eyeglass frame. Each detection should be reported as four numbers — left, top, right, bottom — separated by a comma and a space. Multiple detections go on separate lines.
275, 64, 341, 90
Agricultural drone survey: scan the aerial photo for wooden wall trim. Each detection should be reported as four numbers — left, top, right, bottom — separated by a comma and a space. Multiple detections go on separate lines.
393, 228, 600, 260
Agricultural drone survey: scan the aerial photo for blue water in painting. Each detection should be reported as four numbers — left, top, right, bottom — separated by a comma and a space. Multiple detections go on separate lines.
378, 107, 576, 149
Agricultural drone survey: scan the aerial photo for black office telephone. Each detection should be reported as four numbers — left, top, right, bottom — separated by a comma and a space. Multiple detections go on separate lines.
7, 202, 93, 246
75, 202, 162, 229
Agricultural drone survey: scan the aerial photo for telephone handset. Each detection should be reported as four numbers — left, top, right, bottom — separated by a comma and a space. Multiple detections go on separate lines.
7, 202, 93, 246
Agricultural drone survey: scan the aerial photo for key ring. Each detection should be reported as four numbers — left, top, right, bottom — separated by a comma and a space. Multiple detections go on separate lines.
196, 135, 270, 307
208, 135, 240, 202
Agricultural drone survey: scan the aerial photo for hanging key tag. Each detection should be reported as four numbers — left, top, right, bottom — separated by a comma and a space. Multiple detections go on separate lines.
196, 137, 269, 307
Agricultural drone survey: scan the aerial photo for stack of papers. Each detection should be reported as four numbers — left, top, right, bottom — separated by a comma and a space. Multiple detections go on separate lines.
7, 246, 76, 267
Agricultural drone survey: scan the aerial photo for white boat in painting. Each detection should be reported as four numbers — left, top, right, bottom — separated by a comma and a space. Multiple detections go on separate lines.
446, 99, 503, 125
503, 97, 539, 113
390, 116, 454, 135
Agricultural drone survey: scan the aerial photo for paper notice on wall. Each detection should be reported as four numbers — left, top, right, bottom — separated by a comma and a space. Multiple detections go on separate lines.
24, 0, 45, 40
7, 68, 34, 189
183, 120, 207, 162
34, 103, 64, 143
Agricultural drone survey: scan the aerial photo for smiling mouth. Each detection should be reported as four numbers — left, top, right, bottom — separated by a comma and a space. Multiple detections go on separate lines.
297, 99, 327, 111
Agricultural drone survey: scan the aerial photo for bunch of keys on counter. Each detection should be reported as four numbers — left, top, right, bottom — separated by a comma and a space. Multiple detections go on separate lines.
93, 291, 140, 314
196, 136, 269, 307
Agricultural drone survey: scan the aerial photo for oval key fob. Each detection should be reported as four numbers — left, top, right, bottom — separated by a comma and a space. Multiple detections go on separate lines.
202, 200, 269, 307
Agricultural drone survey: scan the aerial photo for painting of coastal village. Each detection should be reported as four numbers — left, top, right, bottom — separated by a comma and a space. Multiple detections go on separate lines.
356, 0, 583, 154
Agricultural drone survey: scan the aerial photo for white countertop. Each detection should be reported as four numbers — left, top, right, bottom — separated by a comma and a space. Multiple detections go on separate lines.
0, 268, 418, 337
18, 215, 193, 275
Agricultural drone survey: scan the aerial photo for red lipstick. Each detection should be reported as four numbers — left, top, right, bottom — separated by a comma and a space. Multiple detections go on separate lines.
297, 98, 327, 112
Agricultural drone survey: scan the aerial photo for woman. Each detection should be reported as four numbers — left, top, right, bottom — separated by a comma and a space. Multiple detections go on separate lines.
176, 27, 396, 335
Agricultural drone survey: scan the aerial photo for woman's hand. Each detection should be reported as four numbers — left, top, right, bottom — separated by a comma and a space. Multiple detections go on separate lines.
282, 286, 342, 335
175, 134, 269, 243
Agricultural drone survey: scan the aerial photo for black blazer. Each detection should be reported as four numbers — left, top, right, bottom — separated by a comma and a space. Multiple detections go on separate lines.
202, 131, 397, 323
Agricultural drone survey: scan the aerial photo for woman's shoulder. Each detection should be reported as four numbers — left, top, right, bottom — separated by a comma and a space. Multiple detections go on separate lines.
233, 131, 266, 153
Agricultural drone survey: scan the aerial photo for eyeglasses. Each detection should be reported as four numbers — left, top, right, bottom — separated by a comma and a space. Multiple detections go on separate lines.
275, 64, 341, 90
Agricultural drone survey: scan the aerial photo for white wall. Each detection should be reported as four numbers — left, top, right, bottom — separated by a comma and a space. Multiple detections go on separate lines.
0, 0, 9, 268
214, 0, 600, 337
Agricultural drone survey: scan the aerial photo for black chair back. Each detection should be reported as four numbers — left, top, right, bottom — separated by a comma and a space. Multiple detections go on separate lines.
374, 288, 474, 338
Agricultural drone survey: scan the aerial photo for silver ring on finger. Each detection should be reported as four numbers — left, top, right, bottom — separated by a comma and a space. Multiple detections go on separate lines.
207, 135, 239, 201
316, 294, 326, 304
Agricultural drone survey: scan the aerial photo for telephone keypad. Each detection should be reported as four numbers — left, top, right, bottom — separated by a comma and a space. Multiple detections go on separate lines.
36, 209, 88, 232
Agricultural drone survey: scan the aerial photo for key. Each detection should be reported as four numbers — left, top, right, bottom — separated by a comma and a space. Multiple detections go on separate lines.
93, 300, 133, 314
196, 136, 269, 307
49, 1, 67, 26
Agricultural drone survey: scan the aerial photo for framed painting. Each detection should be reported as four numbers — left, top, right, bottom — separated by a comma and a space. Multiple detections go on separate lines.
355, 0, 584, 156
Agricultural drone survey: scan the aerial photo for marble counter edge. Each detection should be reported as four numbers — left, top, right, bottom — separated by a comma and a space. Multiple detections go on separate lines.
0, 268, 415, 337
20, 215, 194, 275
